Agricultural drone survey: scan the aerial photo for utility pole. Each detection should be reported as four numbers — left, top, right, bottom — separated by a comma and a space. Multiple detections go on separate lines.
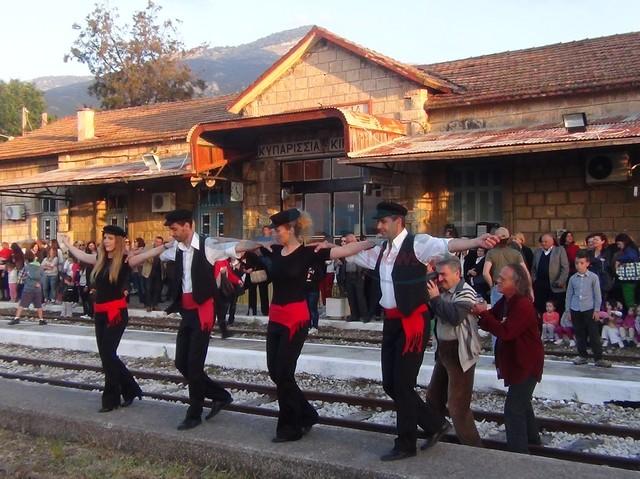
21, 107, 29, 136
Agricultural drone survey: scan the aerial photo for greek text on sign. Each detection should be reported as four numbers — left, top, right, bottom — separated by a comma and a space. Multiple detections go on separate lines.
258, 137, 344, 158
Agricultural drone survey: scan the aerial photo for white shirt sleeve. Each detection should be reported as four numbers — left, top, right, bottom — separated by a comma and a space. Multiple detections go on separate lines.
346, 245, 382, 270
204, 237, 238, 265
414, 234, 451, 264
159, 245, 177, 262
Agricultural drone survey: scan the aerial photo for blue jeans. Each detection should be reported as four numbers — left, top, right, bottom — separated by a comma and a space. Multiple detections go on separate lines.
306, 290, 320, 328
43, 275, 58, 301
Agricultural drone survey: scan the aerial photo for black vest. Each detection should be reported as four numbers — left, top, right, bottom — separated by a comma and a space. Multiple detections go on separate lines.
374, 234, 429, 316
166, 235, 217, 313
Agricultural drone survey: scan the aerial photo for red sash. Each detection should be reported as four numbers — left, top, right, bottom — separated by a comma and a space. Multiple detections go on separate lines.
269, 301, 310, 340
94, 297, 127, 327
182, 293, 214, 333
384, 304, 428, 354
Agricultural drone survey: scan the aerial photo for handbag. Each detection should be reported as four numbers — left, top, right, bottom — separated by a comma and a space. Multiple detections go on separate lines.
219, 271, 236, 298
249, 270, 268, 284
616, 262, 640, 281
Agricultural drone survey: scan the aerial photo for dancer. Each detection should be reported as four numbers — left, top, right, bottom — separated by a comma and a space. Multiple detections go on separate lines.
345, 202, 498, 461
260, 208, 373, 442
62, 226, 146, 412
133, 209, 263, 430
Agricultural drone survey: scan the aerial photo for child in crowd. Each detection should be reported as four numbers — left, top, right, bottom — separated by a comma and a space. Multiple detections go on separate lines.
542, 301, 560, 342
6, 262, 18, 302
60, 274, 78, 319
567, 250, 609, 367
620, 305, 637, 347
601, 302, 625, 349
555, 310, 576, 347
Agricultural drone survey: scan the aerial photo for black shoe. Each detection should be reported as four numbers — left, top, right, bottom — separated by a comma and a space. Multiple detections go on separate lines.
177, 417, 202, 430
221, 329, 233, 339
8, 318, 19, 325
205, 397, 233, 420
98, 404, 119, 413
121, 393, 143, 408
39, 319, 47, 326
421, 421, 451, 450
380, 448, 416, 461
272, 434, 302, 443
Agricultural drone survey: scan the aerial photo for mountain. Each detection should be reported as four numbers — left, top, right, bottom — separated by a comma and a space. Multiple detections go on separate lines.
39, 26, 312, 117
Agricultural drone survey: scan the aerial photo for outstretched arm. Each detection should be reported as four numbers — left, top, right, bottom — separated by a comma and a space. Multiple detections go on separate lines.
448, 234, 499, 253
128, 243, 168, 268
60, 235, 97, 265
329, 240, 375, 260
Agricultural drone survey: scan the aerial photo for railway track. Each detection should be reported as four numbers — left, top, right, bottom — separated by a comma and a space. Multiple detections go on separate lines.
0, 353, 638, 471
5, 313, 640, 363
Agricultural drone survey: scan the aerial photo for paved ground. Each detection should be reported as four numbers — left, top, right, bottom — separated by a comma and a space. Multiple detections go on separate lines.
0, 378, 633, 479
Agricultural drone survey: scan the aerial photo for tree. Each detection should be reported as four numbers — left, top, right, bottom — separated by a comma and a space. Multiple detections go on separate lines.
0, 80, 47, 137
65, 1, 206, 109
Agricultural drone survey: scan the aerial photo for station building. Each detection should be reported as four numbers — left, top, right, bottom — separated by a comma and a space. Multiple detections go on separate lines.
1, 27, 639, 245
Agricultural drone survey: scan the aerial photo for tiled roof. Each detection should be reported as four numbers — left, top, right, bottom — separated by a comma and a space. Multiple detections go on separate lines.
0, 94, 238, 161
419, 32, 640, 109
346, 116, 640, 162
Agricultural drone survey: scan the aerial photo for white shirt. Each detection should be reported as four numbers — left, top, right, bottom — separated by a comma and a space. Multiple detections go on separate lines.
348, 229, 450, 309
159, 232, 238, 294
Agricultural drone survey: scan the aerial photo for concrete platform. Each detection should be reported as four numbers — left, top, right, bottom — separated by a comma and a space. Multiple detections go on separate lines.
0, 378, 632, 479
1, 320, 639, 405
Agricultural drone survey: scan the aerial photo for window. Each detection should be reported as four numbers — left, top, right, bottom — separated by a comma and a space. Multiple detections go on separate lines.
107, 195, 127, 210
283, 192, 303, 210
304, 159, 331, 180
334, 191, 360, 236
304, 193, 331, 237
201, 214, 211, 236
42, 198, 57, 213
201, 186, 225, 206
282, 161, 304, 181
363, 186, 383, 235
332, 159, 361, 179
447, 167, 503, 236
43, 219, 52, 241
216, 212, 224, 237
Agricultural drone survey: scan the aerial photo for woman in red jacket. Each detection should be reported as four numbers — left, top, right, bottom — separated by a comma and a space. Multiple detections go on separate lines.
471, 263, 544, 453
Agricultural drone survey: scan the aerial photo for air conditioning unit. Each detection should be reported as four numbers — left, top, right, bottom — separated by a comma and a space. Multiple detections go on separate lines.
151, 192, 176, 213
585, 151, 630, 184
4, 204, 26, 221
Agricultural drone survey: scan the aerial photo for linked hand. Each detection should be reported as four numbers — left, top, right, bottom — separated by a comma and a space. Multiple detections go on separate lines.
478, 233, 499, 249
311, 240, 334, 252
470, 302, 488, 315
426, 280, 440, 298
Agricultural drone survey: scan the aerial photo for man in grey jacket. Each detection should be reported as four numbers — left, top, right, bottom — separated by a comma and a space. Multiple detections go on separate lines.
425, 257, 482, 448
532, 233, 569, 316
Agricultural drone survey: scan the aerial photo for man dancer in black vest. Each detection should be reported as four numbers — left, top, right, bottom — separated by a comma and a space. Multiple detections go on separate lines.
347, 202, 498, 460
138, 209, 262, 430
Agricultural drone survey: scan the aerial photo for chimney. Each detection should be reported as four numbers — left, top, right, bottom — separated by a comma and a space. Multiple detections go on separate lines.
77, 108, 95, 141
41, 112, 48, 128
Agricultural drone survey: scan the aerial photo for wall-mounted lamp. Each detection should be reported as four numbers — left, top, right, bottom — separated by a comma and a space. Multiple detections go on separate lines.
190, 176, 202, 188
204, 178, 216, 188
562, 113, 587, 133
142, 152, 161, 171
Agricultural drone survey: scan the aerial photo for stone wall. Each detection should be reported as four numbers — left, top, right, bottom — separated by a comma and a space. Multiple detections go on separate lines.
427, 89, 640, 132
242, 41, 429, 135
508, 151, 640, 246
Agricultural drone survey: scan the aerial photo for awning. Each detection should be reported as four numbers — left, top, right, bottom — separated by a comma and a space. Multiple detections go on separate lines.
342, 117, 640, 164
0, 155, 191, 190
188, 107, 406, 174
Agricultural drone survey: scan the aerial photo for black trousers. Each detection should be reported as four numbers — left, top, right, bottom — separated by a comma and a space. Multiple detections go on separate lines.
80, 287, 93, 316
381, 318, 444, 453
571, 309, 602, 361
175, 309, 231, 419
345, 272, 368, 320
94, 310, 141, 409
248, 281, 270, 315
266, 321, 317, 439
504, 376, 540, 453
144, 273, 163, 308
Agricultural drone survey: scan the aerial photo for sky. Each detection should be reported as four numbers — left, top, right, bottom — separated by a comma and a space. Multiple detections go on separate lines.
1, 0, 640, 82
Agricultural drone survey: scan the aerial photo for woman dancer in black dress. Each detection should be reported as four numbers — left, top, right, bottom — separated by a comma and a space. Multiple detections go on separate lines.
62, 226, 148, 412
262, 209, 373, 442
